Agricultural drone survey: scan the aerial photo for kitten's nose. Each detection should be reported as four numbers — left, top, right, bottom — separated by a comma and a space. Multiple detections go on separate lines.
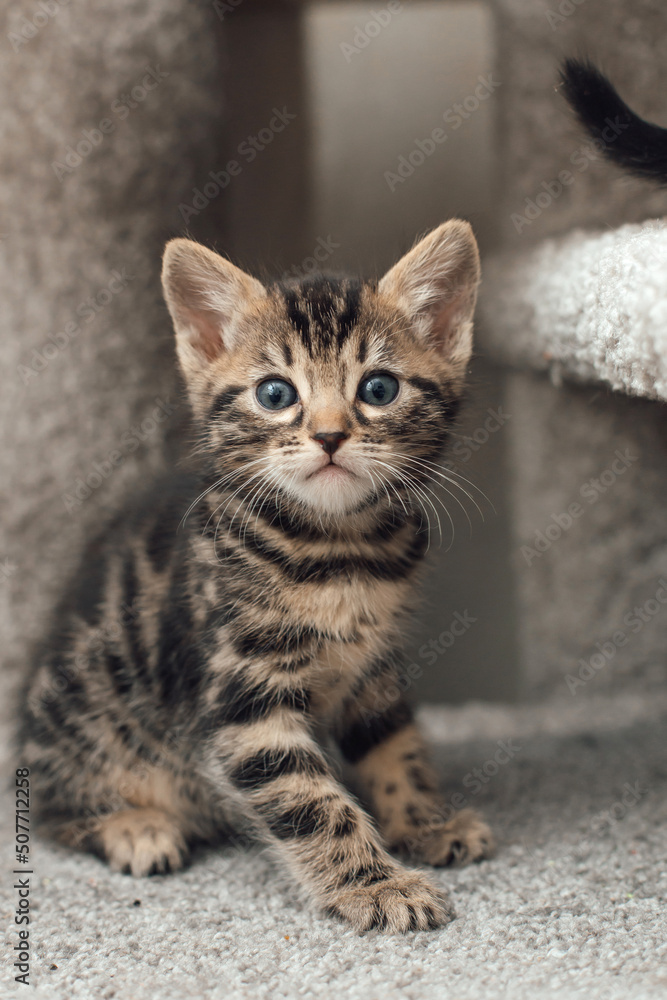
312, 431, 349, 456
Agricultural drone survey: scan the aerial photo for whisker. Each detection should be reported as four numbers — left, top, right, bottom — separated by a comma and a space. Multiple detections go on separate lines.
413, 455, 495, 513
179, 457, 268, 529
370, 458, 447, 551
395, 469, 447, 551
252, 478, 284, 538
371, 466, 414, 528
237, 475, 268, 545
366, 467, 397, 519
240, 470, 283, 546
370, 456, 459, 544
377, 450, 489, 524
387, 456, 476, 531
210, 467, 272, 558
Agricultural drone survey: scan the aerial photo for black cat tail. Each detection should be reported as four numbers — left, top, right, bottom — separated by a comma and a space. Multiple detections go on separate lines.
560, 58, 667, 185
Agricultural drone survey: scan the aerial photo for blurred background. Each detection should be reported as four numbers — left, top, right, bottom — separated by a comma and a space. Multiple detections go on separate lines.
3, 0, 667, 733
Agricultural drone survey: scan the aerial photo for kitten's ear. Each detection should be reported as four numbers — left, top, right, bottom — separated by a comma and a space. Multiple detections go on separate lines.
161, 238, 266, 374
378, 220, 480, 366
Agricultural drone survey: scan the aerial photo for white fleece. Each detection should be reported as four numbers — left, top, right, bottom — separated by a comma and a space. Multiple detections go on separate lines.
477, 220, 667, 401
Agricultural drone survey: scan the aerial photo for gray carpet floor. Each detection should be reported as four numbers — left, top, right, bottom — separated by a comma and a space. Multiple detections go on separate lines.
2, 692, 666, 1000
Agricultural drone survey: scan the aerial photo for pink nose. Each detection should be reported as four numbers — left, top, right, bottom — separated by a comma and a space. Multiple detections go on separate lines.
312, 431, 348, 456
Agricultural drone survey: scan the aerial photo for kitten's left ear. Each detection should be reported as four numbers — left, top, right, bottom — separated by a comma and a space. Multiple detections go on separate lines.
161, 238, 266, 377
378, 220, 480, 366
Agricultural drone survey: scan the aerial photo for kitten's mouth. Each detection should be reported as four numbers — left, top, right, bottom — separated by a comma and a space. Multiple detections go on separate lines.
308, 459, 355, 480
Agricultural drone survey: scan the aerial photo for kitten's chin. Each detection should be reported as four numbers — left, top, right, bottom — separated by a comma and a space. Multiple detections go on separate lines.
288, 465, 374, 516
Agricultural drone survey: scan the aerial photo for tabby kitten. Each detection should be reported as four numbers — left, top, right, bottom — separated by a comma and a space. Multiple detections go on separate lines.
21, 219, 493, 933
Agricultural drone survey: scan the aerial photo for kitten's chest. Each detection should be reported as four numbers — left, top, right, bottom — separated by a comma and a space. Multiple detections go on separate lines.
213, 521, 421, 645
283, 571, 411, 637
193, 523, 421, 711
296, 575, 414, 714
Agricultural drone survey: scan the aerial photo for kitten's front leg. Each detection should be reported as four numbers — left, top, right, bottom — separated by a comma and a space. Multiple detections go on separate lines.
208, 701, 454, 932
334, 678, 494, 867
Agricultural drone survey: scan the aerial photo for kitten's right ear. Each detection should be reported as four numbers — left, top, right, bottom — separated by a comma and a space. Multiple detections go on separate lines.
378, 220, 480, 368
161, 238, 266, 376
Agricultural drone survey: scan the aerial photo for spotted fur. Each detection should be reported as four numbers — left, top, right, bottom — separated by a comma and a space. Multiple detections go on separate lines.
20, 220, 493, 933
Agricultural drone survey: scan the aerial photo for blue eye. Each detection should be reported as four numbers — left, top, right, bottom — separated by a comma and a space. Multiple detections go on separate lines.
357, 373, 399, 406
256, 379, 298, 410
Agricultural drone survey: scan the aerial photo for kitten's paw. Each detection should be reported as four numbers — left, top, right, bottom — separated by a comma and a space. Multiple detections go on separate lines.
404, 809, 495, 867
327, 869, 454, 933
97, 808, 188, 876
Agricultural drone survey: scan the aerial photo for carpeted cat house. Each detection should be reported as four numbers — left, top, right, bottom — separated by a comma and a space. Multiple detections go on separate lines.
476, 0, 667, 701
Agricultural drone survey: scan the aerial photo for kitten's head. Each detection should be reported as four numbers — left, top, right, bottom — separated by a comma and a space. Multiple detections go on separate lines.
161, 221, 480, 523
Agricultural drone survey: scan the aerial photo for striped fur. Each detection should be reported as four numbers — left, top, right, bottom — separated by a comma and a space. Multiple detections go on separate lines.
20, 221, 493, 933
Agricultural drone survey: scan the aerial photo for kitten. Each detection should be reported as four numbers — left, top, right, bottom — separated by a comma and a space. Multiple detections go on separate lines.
561, 58, 667, 184
20, 219, 493, 933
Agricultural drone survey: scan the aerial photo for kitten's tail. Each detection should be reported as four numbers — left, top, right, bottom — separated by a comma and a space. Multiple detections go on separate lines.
560, 58, 667, 185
